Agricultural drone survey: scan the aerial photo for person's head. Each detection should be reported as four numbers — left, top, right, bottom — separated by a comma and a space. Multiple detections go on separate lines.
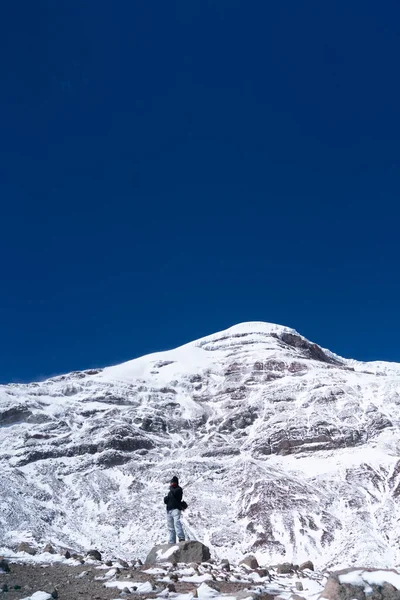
170, 476, 179, 487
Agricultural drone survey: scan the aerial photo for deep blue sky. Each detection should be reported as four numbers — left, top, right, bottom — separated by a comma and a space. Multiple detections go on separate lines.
1, 1, 400, 383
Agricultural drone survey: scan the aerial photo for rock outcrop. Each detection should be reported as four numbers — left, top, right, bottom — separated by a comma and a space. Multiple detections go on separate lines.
321, 568, 400, 600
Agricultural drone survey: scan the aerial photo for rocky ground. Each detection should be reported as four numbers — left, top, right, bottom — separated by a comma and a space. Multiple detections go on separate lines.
2, 545, 400, 600
0, 551, 323, 600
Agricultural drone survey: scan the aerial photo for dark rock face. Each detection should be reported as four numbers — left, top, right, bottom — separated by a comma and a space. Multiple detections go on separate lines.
278, 332, 342, 365
0, 407, 32, 426
145, 541, 211, 565
17, 431, 154, 466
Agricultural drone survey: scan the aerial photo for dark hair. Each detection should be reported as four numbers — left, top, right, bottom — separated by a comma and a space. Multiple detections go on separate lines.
170, 476, 179, 484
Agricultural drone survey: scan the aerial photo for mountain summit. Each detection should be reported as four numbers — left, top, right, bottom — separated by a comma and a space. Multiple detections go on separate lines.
1, 322, 400, 567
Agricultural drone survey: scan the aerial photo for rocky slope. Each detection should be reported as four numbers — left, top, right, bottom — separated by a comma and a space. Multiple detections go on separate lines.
1, 322, 400, 568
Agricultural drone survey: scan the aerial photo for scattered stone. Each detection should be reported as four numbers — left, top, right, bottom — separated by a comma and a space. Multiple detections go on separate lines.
117, 559, 129, 568
122, 587, 131, 594
277, 563, 295, 574
145, 540, 211, 564
86, 549, 102, 561
76, 571, 88, 579
13, 586, 22, 591
51, 589, 58, 599
296, 582, 304, 591
18, 541, 37, 555
221, 559, 231, 571
167, 583, 176, 592
71, 553, 85, 563
105, 560, 113, 567
207, 581, 221, 592
0, 558, 10, 573
193, 590, 198, 598
136, 559, 143, 566
240, 555, 259, 570
299, 561, 314, 572
64, 550, 71, 559
257, 568, 271, 579
2, 584, 8, 592
43, 544, 56, 554
170, 574, 179, 582
236, 592, 257, 600
148, 576, 158, 590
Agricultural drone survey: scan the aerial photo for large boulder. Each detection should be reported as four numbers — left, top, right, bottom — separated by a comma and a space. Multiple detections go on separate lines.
86, 549, 102, 561
145, 540, 210, 564
299, 560, 314, 571
220, 559, 230, 571
240, 555, 259, 570
17, 542, 36, 556
321, 568, 400, 600
277, 562, 295, 574
0, 558, 10, 573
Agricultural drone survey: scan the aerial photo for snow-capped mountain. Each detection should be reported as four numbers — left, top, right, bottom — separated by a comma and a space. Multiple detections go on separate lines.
1, 322, 400, 568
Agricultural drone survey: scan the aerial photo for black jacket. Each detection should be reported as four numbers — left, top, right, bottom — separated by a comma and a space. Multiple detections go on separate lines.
164, 484, 183, 511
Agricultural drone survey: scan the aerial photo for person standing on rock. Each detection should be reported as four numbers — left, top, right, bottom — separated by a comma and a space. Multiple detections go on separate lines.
164, 475, 185, 544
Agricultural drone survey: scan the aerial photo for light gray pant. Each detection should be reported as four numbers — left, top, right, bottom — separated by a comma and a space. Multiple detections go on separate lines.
167, 509, 185, 543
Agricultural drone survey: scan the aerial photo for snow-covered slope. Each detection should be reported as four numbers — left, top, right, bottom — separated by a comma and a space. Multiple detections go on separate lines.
1, 322, 400, 568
